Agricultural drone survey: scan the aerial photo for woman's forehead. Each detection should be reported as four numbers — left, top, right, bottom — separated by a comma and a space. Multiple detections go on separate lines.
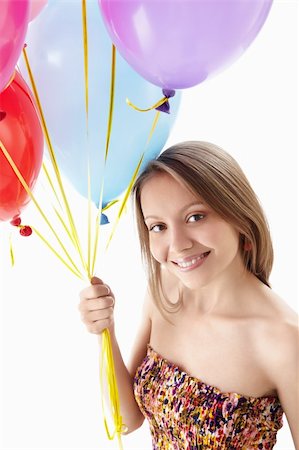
140, 172, 206, 213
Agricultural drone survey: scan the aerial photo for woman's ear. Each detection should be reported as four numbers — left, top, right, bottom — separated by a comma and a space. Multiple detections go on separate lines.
243, 240, 252, 251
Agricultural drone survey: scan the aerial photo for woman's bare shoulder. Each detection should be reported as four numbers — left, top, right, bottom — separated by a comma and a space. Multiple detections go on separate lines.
261, 288, 298, 327
260, 294, 298, 400
254, 288, 298, 375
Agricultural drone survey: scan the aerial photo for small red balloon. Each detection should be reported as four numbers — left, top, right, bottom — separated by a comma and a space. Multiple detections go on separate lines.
0, 71, 43, 221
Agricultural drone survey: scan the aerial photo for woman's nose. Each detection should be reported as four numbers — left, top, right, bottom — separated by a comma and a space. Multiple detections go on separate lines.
169, 227, 193, 253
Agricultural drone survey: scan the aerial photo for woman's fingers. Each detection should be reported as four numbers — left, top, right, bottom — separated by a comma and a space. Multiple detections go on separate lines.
79, 283, 111, 301
78, 278, 115, 334
90, 276, 103, 285
88, 318, 114, 334
84, 306, 114, 323
79, 295, 114, 313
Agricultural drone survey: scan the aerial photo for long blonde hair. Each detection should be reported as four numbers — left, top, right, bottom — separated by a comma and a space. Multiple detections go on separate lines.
132, 141, 273, 315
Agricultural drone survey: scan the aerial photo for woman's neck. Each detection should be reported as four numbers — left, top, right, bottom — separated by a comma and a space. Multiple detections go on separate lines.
180, 263, 264, 318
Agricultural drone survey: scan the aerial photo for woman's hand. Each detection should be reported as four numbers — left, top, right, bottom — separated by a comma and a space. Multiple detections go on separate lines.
78, 276, 115, 335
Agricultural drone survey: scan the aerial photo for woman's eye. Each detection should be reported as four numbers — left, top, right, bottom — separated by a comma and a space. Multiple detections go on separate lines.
149, 224, 165, 233
188, 214, 205, 223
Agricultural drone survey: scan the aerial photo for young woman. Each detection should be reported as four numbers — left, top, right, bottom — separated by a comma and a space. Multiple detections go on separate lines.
79, 141, 298, 449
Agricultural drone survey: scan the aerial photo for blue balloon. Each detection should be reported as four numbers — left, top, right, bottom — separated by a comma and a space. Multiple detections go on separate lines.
20, 0, 181, 207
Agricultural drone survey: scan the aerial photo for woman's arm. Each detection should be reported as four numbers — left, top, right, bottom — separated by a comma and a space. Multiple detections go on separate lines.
268, 320, 299, 449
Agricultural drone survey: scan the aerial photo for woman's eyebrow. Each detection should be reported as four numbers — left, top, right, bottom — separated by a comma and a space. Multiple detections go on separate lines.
144, 202, 206, 221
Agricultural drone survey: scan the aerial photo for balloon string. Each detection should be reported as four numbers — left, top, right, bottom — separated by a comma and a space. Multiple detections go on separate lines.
93, 43, 125, 450
79, 35, 125, 447
102, 200, 119, 212
42, 161, 80, 251
105, 153, 145, 251
91, 182, 104, 276
90, 192, 120, 275
146, 110, 162, 145
30, 226, 84, 279
80, 14, 124, 442
105, 45, 116, 162
9, 234, 15, 267
126, 95, 168, 112
100, 329, 127, 447
87, 162, 92, 280
106, 111, 161, 250
91, 43, 117, 275
42, 162, 64, 211
36, 161, 80, 254
0, 140, 84, 279
22, 46, 88, 276
81, 0, 89, 126
53, 206, 80, 250
81, 0, 93, 280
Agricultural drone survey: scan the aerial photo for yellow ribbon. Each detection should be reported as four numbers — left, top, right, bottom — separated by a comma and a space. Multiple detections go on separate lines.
91, 43, 117, 275
9, 234, 15, 267
80, 3, 125, 445
102, 200, 119, 212
31, 225, 84, 279
81, 0, 89, 125
100, 329, 128, 448
22, 46, 88, 276
81, 0, 93, 281
106, 111, 161, 250
42, 162, 64, 211
86, 163, 92, 281
105, 45, 116, 162
0, 139, 84, 279
126, 95, 168, 112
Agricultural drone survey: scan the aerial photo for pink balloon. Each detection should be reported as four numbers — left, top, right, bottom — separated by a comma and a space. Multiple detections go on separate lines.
29, 0, 48, 22
0, 0, 30, 93
99, 0, 273, 89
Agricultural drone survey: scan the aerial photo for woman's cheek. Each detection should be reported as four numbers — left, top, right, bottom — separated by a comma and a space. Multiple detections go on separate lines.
149, 238, 165, 264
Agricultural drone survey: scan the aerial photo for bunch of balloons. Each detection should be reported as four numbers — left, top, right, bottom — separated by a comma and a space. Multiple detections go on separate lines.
1, 0, 273, 227
20, 0, 181, 208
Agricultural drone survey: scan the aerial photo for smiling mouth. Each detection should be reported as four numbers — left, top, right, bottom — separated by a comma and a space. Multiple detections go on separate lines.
172, 251, 211, 269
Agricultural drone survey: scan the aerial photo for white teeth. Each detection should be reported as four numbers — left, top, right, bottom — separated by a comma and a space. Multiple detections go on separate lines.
176, 253, 208, 268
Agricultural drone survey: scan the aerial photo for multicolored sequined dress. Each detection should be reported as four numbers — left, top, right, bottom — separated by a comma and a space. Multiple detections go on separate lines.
133, 345, 284, 449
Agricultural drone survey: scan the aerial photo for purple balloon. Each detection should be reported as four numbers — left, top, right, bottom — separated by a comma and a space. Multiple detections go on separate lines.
99, 0, 273, 89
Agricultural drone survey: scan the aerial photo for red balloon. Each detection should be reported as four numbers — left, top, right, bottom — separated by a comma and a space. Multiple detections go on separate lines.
0, 71, 44, 221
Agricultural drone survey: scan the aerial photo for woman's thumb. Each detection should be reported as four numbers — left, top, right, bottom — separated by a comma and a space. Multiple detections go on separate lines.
90, 276, 103, 285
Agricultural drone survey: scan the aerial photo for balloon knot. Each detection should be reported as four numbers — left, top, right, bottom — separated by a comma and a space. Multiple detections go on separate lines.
10, 216, 21, 227
100, 213, 109, 225
10, 216, 32, 236
19, 225, 32, 237
155, 89, 176, 114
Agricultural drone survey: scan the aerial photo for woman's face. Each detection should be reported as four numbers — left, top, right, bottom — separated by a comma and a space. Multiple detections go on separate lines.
140, 172, 243, 290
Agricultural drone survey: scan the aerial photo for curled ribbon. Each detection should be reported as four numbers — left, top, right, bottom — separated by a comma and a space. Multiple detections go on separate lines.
126, 88, 176, 114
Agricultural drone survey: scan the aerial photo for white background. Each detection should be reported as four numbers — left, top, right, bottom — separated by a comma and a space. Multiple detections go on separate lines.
1, 1, 298, 449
